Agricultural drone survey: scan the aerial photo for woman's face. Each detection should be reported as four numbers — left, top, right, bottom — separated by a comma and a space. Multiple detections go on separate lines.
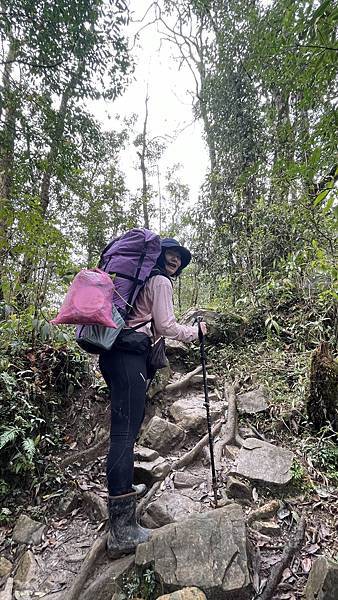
164, 249, 182, 276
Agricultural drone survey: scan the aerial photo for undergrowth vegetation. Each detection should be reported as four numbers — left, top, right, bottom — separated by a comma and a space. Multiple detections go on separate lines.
203, 282, 338, 487
0, 314, 90, 500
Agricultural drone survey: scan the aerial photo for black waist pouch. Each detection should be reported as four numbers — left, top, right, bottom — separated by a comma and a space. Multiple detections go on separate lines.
114, 330, 151, 355
146, 336, 168, 380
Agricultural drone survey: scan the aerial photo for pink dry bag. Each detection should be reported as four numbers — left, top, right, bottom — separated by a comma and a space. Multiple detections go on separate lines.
51, 268, 117, 327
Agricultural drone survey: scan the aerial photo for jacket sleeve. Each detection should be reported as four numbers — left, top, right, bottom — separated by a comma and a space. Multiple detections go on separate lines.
151, 276, 198, 342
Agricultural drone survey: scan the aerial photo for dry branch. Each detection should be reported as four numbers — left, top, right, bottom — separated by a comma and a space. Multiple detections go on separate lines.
173, 420, 222, 469
66, 534, 107, 600
60, 432, 109, 468
214, 382, 244, 467
257, 515, 306, 600
136, 481, 162, 518
165, 365, 202, 392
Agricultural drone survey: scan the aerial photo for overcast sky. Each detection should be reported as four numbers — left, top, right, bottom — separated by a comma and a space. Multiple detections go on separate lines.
90, 0, 209, 206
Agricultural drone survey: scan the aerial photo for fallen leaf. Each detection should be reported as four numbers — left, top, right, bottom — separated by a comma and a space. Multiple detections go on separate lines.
278, 507, 291, 520
282, 568, 292, 581
302, 557, 312, 573
306, 543, 320, 555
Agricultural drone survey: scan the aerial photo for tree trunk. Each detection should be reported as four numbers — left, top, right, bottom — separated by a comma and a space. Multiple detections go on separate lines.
270, 88, 294, 203
17, 64, 83, 305
0, 38, 19, 303
138, 94, 150, 229
40, 66, 82, 215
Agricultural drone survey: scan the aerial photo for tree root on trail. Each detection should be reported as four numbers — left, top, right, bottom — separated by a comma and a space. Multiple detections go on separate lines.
82, 490, 108, 521
60, 431, 109, 469
66, 533, 107, 600
173, 420, 223, 469
165, 365, 202, 392
256, 515, 306, 600
214, 382, 244, 467
246, 500, 281, 525
136, 481, 162, 518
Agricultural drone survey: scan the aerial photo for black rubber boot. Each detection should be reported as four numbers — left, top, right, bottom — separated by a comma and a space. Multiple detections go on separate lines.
107, 491, 151, 559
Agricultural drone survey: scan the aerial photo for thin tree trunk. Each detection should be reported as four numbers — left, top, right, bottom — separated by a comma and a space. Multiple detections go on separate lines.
17, 64, 83, 305
0, 38, 19, 303
40, 64, 83, 215
138, 93, 150, 229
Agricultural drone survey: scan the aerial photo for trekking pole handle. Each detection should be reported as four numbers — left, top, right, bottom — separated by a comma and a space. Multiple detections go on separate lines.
196, 315, 204, 343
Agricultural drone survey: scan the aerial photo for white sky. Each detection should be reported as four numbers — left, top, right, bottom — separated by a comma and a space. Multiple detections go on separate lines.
89, 0, 209, 206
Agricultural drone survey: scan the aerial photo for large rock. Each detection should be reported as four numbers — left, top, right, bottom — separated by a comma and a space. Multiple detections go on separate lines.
166, 339, 189, 358
236, 386, 269, 414
141, 491, 201, 528
250, 521, 281, 536
13, 550, 37, 590
180, 308, 247, 345
0, 577, 13, 600
136, 504, 251, 599
170, 395, 223, 433
0, 557, 12, 577
139, 416, 186, 455
12, 514, 46, 545
174, 472, 205, 489
82, 555, 134, 600
305, 557, 338, 600
134, 445, 160, 462
191, 374, 217, 387
226, 477, 252, 501
232, 438, 294, 485
134, 456, 171, 486
157, 589, 207, 600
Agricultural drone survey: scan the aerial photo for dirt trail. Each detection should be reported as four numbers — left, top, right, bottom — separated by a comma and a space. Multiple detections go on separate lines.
1, 359, 337, 600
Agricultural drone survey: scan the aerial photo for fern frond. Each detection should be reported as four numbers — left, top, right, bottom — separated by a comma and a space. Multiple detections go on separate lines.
22, 438, 36, 460
0, 426, 19, 450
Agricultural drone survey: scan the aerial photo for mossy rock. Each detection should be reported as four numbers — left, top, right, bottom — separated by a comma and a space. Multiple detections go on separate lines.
307, 342, 338, 432
180, 308, 247, 344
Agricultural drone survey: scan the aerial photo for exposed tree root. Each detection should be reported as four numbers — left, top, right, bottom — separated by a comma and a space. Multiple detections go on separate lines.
60, 431, 109, 468
82, 491, 108, 521
66, 533, 107, 600
165, 365, 202, 392
136, 421, 223, 517
214, 382, 244, 467
246, 500, 281, 525
136, 481, 162, 518
256, 515, 306, 600
173, 420, 223, 469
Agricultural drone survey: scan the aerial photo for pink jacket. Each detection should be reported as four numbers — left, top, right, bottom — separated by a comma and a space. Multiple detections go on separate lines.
127, 275, 198, 342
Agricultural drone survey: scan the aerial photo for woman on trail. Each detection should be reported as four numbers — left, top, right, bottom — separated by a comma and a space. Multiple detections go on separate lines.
99, 238, 207, 558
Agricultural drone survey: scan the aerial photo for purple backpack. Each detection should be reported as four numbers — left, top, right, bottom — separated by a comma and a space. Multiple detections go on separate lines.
99, 228, 161, 316
76, 228, 161, 353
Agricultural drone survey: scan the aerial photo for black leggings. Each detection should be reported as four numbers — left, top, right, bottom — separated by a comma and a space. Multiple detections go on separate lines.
99, 336, 149, 496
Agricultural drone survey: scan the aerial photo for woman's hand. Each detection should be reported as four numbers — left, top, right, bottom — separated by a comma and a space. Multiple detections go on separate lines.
199, 321, 207, 336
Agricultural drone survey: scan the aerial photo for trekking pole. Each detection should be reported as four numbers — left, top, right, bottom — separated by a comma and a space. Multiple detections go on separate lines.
196, 316, 218, 507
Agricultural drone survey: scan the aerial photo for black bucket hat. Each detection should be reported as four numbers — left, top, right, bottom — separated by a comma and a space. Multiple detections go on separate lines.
160, 238, 192, 270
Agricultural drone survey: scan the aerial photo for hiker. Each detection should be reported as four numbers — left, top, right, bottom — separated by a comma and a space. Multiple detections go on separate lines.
99, 237, 207, 558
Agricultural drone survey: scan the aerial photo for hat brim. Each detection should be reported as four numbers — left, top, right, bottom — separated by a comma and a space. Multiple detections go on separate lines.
176, 246, 191, 269
162, 241, 191, 269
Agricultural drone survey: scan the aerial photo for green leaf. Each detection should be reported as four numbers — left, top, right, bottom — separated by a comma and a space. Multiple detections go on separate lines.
22, 438, 36, 460
323, 196, 334, 214
0, 427, 19, 450
313, 189, 330, 206
311, 0, 332, 23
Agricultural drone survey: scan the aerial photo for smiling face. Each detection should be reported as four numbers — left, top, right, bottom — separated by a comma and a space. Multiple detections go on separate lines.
164, 248, 182, 276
